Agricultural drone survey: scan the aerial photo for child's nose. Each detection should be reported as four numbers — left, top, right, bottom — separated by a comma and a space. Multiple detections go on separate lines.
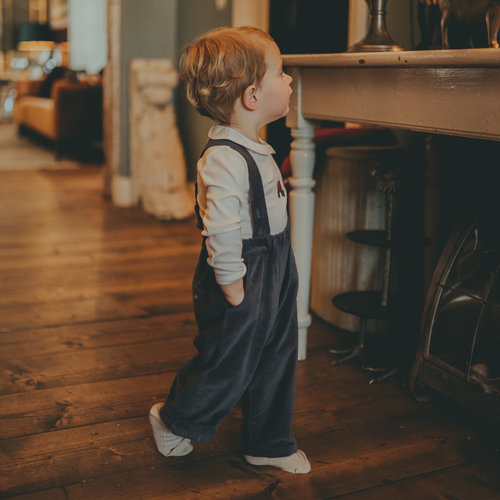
285, 73, 293, 85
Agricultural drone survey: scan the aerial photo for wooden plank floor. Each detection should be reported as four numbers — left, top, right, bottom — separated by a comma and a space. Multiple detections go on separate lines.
1, 167, 499, 499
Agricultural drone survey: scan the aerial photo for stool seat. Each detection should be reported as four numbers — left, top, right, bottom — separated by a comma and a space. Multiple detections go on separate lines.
347, 230, 392, 248
332, 291, 394, 321
347, 230, 432, 249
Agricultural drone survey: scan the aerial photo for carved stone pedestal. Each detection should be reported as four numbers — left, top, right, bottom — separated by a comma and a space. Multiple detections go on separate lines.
129, 58, 192, 220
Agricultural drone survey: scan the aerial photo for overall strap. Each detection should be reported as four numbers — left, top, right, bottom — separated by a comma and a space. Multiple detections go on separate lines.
195, 138, 271, 238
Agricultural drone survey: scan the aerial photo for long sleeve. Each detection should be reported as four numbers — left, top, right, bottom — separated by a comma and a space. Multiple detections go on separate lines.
196, 125, 288, 285
198, 148, 247, 285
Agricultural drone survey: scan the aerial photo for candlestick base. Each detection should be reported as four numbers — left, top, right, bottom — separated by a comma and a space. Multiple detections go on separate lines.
347, 0, 404, 53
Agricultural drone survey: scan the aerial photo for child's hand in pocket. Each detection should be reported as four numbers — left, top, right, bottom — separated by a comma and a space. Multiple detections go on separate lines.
220, 278, 244, 307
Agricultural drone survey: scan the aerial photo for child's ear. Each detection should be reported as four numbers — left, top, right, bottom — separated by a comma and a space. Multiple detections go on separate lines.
242, 85, 258, 111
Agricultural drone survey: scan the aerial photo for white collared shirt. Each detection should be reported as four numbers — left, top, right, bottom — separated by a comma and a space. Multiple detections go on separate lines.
197, 125, 288, 285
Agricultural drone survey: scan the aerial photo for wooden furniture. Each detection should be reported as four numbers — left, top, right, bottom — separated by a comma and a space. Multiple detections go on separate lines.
283, 48, 500, 359
409, 216, 500, 422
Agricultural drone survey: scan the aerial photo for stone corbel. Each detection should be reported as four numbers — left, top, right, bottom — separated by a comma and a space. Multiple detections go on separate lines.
129, 58, 193, 221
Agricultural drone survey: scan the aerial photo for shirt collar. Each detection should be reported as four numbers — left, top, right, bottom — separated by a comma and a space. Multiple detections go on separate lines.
208, 124, 275, 156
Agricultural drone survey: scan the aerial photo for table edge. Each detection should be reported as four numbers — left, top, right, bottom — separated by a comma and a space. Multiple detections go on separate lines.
283, 48, 500, 68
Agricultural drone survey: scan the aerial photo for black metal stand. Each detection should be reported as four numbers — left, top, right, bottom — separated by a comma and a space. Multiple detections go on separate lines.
330, 159, 400, 384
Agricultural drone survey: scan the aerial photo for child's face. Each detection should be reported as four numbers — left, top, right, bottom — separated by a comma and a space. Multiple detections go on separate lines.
256, 42, 293, 124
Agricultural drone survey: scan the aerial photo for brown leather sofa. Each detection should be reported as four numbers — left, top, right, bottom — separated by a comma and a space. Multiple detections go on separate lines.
13, 75, 102, 159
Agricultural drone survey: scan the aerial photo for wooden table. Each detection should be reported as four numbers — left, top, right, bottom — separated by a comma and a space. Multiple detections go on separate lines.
283, 48, 500, 360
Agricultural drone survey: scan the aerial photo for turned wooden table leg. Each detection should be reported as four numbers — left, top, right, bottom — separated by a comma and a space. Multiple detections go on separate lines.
289, 123, 316, 360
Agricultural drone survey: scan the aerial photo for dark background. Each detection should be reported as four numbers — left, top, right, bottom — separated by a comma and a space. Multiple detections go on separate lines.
268, 0, 349, 166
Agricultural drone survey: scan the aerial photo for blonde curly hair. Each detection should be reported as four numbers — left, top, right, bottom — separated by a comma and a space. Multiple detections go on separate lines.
179, 26, 275, 125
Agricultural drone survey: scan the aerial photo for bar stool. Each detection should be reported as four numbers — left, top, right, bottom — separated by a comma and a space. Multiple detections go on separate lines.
329, 146, 401, 384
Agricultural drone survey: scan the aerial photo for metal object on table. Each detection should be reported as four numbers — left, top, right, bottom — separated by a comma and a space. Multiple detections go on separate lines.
438, 0, 500, 49
348, 0, 404, 53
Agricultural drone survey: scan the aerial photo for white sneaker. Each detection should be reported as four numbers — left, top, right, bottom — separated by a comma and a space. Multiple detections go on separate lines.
244, 449, 311, 474
149, 403, 193, 457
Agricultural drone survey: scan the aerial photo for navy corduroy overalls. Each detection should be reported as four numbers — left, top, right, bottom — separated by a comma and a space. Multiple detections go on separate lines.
160, 139, 299, 458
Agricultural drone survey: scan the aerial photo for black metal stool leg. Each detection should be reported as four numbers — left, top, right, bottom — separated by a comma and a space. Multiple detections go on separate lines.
328, 345, 355, 355
368, 365, 398, 384
330, 317, 367, 366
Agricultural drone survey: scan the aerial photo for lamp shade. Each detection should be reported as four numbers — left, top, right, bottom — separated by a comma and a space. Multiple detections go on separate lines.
17, 23, 55, 51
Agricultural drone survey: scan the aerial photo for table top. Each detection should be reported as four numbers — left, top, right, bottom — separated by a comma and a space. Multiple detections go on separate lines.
283, 48, 500, 68
284, 48, 500, 142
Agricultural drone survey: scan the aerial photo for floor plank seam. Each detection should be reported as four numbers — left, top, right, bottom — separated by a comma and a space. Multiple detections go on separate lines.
0, 310, 196, 335
325, 457, 493, 499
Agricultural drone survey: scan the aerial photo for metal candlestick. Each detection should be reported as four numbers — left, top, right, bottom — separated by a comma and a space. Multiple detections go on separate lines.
348, 0, 404, 52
